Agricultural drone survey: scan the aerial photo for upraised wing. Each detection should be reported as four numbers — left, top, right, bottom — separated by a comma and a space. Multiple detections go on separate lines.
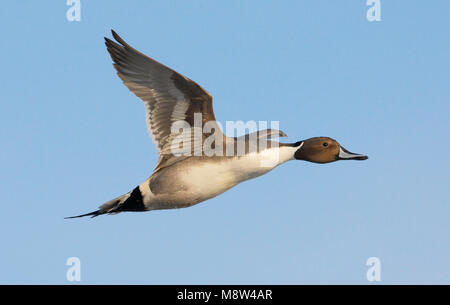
105, 30, 224, 172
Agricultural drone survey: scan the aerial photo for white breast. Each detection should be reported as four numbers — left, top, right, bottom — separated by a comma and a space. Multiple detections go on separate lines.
230, 145, 297, 181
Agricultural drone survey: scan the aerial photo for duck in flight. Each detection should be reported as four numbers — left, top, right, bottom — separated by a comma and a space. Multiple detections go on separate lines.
67, 30, 368, 218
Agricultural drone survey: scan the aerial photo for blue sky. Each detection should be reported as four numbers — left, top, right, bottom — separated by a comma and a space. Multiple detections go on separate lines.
1, 1, 449, 284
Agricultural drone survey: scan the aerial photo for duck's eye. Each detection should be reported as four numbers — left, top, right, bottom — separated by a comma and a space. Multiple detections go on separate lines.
323, 142, 328, 147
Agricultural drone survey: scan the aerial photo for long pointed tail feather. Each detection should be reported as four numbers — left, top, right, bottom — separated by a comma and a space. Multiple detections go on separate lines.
65, 191, 132, 219
64, 210, 102, 219
65, 186, 145, 219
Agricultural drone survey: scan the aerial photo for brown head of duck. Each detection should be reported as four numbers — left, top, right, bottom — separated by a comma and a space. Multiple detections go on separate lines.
293, 137, 368, 163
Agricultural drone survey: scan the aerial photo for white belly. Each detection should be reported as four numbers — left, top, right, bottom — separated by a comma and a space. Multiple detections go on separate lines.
144, 146, 297, 209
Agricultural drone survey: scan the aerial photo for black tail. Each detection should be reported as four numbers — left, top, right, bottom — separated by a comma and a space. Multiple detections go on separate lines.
64, 210, 102, 219
65, 186, 145, 219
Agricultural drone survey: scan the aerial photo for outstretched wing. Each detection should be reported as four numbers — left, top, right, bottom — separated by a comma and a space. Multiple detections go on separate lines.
105, 30, 223, 172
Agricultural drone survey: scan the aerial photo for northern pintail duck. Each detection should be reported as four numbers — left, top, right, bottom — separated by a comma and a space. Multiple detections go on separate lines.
67, 30, 368, 218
